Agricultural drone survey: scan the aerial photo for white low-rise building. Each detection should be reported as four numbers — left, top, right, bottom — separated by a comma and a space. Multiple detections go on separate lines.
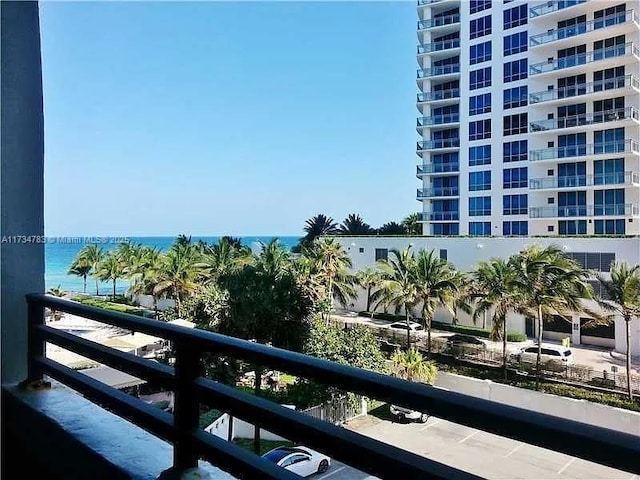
333, 235, 640, 356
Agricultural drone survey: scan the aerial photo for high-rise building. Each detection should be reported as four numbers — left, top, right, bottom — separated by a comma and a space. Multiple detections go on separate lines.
416, 0, 640, 236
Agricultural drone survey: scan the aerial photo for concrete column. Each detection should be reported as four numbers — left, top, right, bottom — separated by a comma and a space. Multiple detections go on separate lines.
1, 1, 45, 384
571, 315, 581, 346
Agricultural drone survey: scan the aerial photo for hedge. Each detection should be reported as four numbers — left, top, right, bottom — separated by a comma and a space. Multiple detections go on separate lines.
359, 311, 528, 342
75, 297, 148, 317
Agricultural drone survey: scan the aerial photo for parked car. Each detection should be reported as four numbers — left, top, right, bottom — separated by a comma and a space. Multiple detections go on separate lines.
512, 344, 574, 370
262, 446, 330, 477
390, 404, 429, 423
446, 334, 487, 349
387, 321, 425, 335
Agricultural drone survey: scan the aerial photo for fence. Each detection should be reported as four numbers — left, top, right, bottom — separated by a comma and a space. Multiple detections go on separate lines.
303, 395, 363, 425
372, 330, 640, 396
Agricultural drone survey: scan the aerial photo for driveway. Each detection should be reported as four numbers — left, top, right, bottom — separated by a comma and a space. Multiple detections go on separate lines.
343, 410, 634, 479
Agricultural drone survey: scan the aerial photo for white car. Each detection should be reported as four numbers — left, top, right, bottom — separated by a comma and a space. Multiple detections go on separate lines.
387, 321, 426, 335
262, 446, 330, 477
390, 404, 429, 423
513, 344, 574, 368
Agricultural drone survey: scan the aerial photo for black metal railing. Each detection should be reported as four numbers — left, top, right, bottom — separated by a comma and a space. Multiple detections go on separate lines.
26, 294, 640, 478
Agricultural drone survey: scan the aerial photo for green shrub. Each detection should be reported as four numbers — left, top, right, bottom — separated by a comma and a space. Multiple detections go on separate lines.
532, 383, 640, 412
506, 333, 528, 342
76, 297, 146, 316
199, 409, 223, 429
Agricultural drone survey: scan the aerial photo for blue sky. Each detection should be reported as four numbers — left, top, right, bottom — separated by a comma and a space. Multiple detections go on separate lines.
40, 2, 417, 236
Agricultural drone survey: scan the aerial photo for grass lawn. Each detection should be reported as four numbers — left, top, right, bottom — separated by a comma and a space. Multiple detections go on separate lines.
279, 373, 297, 385
233, 438, 293, 456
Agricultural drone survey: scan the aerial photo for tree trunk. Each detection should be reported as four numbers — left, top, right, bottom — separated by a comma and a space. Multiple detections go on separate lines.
253, 367, 262, 454
96, 278, 99, 296
625, 315, 633, 400
482, 310, 487, 330
327, 277, 334, 325
113, 279, 116, 298
83, 275, 87, 294
405, 309, 411, 350
366, 286, 371, 312
503, 316, 508, 381
536, 305, 543, 390
427, 316, 432, 354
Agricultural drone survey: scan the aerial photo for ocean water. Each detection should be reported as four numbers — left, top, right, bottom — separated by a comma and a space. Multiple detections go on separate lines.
46, 236, 301, 294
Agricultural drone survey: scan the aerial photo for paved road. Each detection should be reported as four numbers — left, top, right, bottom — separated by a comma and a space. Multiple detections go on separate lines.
312, 460, 378, 480
339, 412, 635, 480
330, 313, 640, 375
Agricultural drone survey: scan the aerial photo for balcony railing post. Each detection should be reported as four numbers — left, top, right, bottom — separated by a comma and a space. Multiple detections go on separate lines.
27, 297, 45, 382
173, 341, 201, 471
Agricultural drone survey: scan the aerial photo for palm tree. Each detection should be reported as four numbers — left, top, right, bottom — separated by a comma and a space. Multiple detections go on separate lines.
392, 347, 437, 384
356, 267, 382, 314
46, 285, 67, 321
95, 252, 126, 298
153, 242, 202, 317
401, 214, 421, 235
376, 222, 405, 235
78, 244, 105, 295
339, 214, 373, 235
68, 258, 92, 294
472, 259, 520, 379
597, 262, 640, 400
303, 214, 339, 245
510, 245, 598, 388
413, 249, 461, 353
200, 237, 252, 285
304, 238, 355, 322
375, 248, 420, 347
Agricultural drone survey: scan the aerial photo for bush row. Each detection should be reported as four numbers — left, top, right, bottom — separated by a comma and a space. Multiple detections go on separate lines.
358, 311, 527, 342
75, 297, 148, 316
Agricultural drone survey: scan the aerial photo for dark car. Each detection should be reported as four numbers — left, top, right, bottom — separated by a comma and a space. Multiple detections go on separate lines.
446, 334, 486, 349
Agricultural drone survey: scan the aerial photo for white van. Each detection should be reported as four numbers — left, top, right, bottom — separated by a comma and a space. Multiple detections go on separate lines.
513, 343, 574, 368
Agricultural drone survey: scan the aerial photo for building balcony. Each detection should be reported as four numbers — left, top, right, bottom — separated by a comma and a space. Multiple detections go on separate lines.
417, 113, 460, 129
416, 162, 459, 176
417, 138, 460, 151
417, 0, 460, 6
529, 10, 639, 48
530, 204, 639, 218
417, 88, 460, 104
417, 64, 460, 80
529, 107, 639, 133
418, 211, 459, 221
528, 75, 640, 105
417, 187, 459, 198
529, 0, 587, 18
529, 140, 640, 163
417, 14, 460, 30
529, 43, 640, 77
417, 39, 460, 56
529, 172, 640, 190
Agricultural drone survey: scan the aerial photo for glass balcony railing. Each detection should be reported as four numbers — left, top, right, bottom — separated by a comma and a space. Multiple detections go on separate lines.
529, 43, 639, 76
417, 88, 460, 102
417, 113, 460, 127
417, 0, 452, 5
418, 211, 459, 221
529, 172, 640, 190
417, 187, 459, 198
417, 64, 460, 78
529, 140, 640, 162
529, 107, 639, 132
530, 10, 638, 47
417, 138, 460, 150
417, 14, 460, 30
530, 0, 587, 18
417, 162, 459, 174
529, 75, 639, 104
530, 204, 639, 218
417, 39, 460, 54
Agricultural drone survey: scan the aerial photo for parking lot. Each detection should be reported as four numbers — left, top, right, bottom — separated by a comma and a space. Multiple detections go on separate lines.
330, 409, 636, 480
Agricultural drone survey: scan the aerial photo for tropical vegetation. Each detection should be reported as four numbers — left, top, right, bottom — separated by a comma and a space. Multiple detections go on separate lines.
597, 263, 640, 399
